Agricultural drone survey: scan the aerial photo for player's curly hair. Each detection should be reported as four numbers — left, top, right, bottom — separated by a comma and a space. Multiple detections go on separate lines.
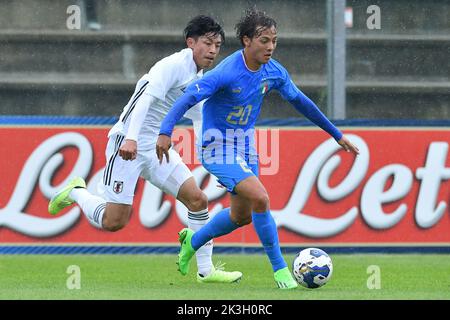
184, 15, 225, 43
235, 7, 277, 46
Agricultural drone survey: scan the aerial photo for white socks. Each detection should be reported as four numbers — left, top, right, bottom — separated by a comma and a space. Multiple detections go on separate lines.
69, 188, 106, 229
188, 208, 213, 276
69, 189, 214, 275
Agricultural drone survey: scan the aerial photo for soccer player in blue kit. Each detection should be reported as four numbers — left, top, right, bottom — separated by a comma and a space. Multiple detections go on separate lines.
157, 8, 360, 289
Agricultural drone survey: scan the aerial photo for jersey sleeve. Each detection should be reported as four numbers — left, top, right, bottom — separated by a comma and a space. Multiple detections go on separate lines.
159, 68, 225, 137
124, 93, 155, 141
145, 59, 183, 101
275, 65, 303, 101
275, 66, 343, 141
185, 68, 225, 100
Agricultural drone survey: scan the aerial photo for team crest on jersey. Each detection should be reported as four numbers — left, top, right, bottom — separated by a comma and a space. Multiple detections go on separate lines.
113, 181, 124, 194
261, 82, 269, 94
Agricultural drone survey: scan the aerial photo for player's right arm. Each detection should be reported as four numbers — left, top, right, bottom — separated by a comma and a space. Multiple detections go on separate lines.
156, 70, 224, 163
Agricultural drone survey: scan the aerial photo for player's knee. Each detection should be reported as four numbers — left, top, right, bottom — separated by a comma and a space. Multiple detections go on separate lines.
236, 215, 252, 226
102, 217, 127, 232
252, 192, 270, 212
186, 191, 208, 212
102, 210, 129, 232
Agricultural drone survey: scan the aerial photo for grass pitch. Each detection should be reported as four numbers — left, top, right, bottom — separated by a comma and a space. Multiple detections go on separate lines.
0, 254, 449, 300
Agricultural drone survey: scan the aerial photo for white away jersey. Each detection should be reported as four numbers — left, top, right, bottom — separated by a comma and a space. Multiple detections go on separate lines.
108, 48, 203, 150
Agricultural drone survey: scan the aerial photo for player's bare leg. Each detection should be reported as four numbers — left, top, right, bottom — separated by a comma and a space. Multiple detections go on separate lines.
177, 177, 208, 212
49, 177, 131, 231
69, 186, 131, 231
101, 203, 132, 231
231, 176, 266, 224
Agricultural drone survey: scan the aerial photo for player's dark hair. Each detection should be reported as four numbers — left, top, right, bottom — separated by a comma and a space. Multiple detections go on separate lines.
184, 15, 225, 43
235, 7, 277, 46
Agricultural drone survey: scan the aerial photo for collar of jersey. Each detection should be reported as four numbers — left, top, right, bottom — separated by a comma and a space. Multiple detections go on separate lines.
240, 50, 262, 73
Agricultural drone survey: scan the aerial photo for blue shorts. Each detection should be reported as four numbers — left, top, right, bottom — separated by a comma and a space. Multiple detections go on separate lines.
201, 153, 259, 194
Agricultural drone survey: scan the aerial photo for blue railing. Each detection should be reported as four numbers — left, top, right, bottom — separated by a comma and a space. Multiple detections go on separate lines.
0, 245, 449, 254
0, 116, 449, 127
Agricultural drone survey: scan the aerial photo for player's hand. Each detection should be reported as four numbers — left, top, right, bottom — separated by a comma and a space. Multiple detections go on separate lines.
338, 135, 360, 155
156, 134, 172, 164
119, 139, 138, 161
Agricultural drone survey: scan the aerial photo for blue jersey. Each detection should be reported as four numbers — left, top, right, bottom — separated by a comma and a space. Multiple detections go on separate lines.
201, 50, 301, 136
160, 50, 342, 155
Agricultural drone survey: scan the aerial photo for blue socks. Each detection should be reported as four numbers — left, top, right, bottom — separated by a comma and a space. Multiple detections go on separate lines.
191, 208, 240, 250
190, 207, 287, 273
252, 211, 287, 272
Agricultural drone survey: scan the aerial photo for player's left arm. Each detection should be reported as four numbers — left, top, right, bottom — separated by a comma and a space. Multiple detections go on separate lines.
278, 71, 359, 155
289, 90, 358, 155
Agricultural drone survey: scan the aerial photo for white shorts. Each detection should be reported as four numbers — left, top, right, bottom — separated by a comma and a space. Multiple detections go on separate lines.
98, 134, 193, 205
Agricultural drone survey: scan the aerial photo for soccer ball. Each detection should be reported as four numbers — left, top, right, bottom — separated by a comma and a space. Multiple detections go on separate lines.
292, 248, 333, 289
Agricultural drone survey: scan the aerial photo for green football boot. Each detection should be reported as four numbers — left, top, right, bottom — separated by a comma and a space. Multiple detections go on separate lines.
177, 228, 196, 275
274, 267, 298, 289
48, 177, 86, 215
197, 262, 243, 284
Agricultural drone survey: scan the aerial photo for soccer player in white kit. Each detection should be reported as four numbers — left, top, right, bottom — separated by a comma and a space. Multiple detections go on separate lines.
48, 16, 242, 284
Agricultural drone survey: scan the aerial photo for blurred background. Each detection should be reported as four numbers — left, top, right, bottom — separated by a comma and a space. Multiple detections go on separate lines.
0, 0, 449, 120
